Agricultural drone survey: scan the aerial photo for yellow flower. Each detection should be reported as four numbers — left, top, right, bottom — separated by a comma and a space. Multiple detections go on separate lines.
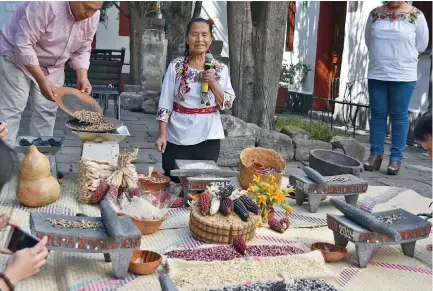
252, 175, 262, 183
257, 195, 267, 205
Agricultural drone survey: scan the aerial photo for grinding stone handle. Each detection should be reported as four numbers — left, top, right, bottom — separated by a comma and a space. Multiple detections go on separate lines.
100, 199, 123, 242
330, 198, 401, 241
159, 274, 179, 291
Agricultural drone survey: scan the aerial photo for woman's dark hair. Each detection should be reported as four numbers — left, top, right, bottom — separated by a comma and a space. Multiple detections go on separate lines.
0, 140, 18, 191
414, 110, 432, 142
178, 18, 213, 99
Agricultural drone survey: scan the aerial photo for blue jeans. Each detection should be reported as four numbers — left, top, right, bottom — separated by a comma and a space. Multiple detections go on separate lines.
368, 79, 416, 161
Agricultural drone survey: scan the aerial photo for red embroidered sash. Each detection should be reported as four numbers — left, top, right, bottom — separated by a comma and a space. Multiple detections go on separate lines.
173, 102, 218, 114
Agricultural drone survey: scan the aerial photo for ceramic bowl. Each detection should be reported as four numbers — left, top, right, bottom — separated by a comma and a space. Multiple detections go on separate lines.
128, 250, 162, 275
138, 171, 171, 192
129, 215, 167, 235
311, 242, 347, 263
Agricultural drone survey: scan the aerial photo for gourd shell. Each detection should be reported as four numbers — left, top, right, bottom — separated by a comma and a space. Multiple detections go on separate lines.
21, 146, 51, 180
18, 176, 60, 207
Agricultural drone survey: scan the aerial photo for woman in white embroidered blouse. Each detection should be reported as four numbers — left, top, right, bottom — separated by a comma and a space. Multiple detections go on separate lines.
155, 18, 235, 181
363, 1, 429, 175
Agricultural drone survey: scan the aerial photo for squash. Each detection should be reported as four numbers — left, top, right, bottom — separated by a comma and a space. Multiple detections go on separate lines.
21, 146, 51, 180
18, 146, 60, 207
18, 176, 60, 207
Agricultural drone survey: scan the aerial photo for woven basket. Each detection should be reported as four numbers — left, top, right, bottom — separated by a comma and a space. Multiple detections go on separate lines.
189, 201, 258, 244
239, 147, 286, 189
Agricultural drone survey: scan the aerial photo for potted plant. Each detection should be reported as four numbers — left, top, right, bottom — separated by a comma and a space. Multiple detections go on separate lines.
247, 175, 294, 225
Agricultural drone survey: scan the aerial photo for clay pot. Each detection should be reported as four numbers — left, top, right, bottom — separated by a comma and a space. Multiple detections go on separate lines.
18, 146, 60, 207
128, 250, 162, 275
129, 215, 167, 235
311, 242, 347, 263
138, 171, 170, 192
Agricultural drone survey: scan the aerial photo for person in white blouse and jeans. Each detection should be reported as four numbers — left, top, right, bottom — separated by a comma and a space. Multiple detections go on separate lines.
155, 18, 235, 182
363, 1, 429, 175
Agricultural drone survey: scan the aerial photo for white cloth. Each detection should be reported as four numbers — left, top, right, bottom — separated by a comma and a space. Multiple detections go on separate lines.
157, 57, 235, 146
365, 6, 429, 82
0, 55, 64, 148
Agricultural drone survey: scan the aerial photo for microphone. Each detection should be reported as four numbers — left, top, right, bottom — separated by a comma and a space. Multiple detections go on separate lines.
202, 53, 213, 93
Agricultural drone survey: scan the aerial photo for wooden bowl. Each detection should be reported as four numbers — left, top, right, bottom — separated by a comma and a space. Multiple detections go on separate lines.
128, 250, 162, 275
129, 215, 167, 235
138, 171, 170, 192
311, 242, 347, 263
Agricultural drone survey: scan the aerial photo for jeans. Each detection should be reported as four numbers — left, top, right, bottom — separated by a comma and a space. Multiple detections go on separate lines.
368, 79, 416, 161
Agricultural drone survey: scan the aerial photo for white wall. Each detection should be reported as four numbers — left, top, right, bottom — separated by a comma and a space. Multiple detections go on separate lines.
0, 2, 21, 29
282, 1, 320, 94
199, 1, 229, 57
95, 5, 131, 74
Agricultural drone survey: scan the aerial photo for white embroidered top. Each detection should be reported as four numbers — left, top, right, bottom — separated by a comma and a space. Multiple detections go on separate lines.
157, 57, 235, 146
365, 6, 429, 82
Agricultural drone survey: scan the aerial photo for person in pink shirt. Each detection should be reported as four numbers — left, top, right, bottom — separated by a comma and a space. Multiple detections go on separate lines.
0, 1, 103, 148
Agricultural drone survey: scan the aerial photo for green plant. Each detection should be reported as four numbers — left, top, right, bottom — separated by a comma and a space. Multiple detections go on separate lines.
275, 117, 348, 142
279, 62, 312, 90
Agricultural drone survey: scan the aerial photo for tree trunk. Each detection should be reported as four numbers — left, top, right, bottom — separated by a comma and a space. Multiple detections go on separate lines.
129, 3, 146, 85
192, 1, 202, 18
228, 1, 289, 130
162, 2, 194, 68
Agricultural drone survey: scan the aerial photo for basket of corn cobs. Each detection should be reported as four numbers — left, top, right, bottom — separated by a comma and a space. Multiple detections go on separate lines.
239, 147, 286, 189
189, 184, 260, 244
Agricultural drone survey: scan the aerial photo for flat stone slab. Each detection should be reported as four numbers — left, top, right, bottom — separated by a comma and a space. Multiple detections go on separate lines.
289, 174, 368, 213
327, 209, 432, 268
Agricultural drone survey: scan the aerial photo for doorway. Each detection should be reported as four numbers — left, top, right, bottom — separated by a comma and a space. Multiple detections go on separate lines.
312, 2, 348, 111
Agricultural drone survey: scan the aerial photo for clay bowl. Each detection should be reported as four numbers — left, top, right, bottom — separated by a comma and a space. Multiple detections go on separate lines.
311, 242, 347, 263
55, 87, 103, 118
130, 215, 167, 235
128, 250, 162, 275
138, 171, 171, 192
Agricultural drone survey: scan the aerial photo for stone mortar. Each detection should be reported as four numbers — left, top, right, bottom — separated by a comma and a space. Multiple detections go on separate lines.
309, 149, 363, 177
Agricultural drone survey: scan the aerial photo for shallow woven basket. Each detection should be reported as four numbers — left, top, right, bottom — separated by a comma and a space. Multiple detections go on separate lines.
239, 147, 286, 189
189, 201, 258, 244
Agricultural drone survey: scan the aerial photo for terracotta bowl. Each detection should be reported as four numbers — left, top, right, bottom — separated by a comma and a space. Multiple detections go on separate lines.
129, 215, 167, 235
311, 242, 347, 263
138, 171, 170, 192
128, 250, 162, 275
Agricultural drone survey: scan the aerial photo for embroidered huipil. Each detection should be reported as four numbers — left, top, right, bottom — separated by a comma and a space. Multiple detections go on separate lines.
365, 6, 429, 82
0, 1, 100, 84
157, 57, 235, 146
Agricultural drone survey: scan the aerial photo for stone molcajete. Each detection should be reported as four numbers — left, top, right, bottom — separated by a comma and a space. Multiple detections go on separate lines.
328, 198, 432, 268
30, 199, 141, 278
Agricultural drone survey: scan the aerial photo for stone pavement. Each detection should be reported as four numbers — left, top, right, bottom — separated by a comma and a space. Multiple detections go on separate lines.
16, 104, 432, 198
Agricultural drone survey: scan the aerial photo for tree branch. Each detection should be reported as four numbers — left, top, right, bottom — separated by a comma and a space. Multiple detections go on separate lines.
112, 2, 130, 19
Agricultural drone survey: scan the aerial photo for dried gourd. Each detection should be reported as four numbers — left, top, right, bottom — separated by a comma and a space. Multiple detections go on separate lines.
18, 146, 60, 207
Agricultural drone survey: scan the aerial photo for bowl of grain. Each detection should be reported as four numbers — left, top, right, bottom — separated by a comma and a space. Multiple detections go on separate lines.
138, 171, 170, 191
128, 250, 162, 275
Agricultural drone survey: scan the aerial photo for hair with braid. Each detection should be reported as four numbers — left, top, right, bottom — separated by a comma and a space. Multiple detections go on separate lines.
178, 18, 214, 99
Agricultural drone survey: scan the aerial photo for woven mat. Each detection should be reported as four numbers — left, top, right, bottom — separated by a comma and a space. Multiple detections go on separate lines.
0, 178, 431, 291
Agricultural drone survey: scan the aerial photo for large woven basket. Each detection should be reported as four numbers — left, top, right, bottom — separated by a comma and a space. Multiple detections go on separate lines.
239, 147, 286, 189
189, 201, 258, 244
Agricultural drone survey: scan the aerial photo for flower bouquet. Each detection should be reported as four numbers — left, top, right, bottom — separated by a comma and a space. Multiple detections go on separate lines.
247, 175, 294, 224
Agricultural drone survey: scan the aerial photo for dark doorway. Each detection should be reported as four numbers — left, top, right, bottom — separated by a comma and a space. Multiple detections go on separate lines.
313, 2, 348, 111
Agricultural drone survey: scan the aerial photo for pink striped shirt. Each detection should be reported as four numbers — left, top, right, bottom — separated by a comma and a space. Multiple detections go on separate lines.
0, 1, 99, 83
